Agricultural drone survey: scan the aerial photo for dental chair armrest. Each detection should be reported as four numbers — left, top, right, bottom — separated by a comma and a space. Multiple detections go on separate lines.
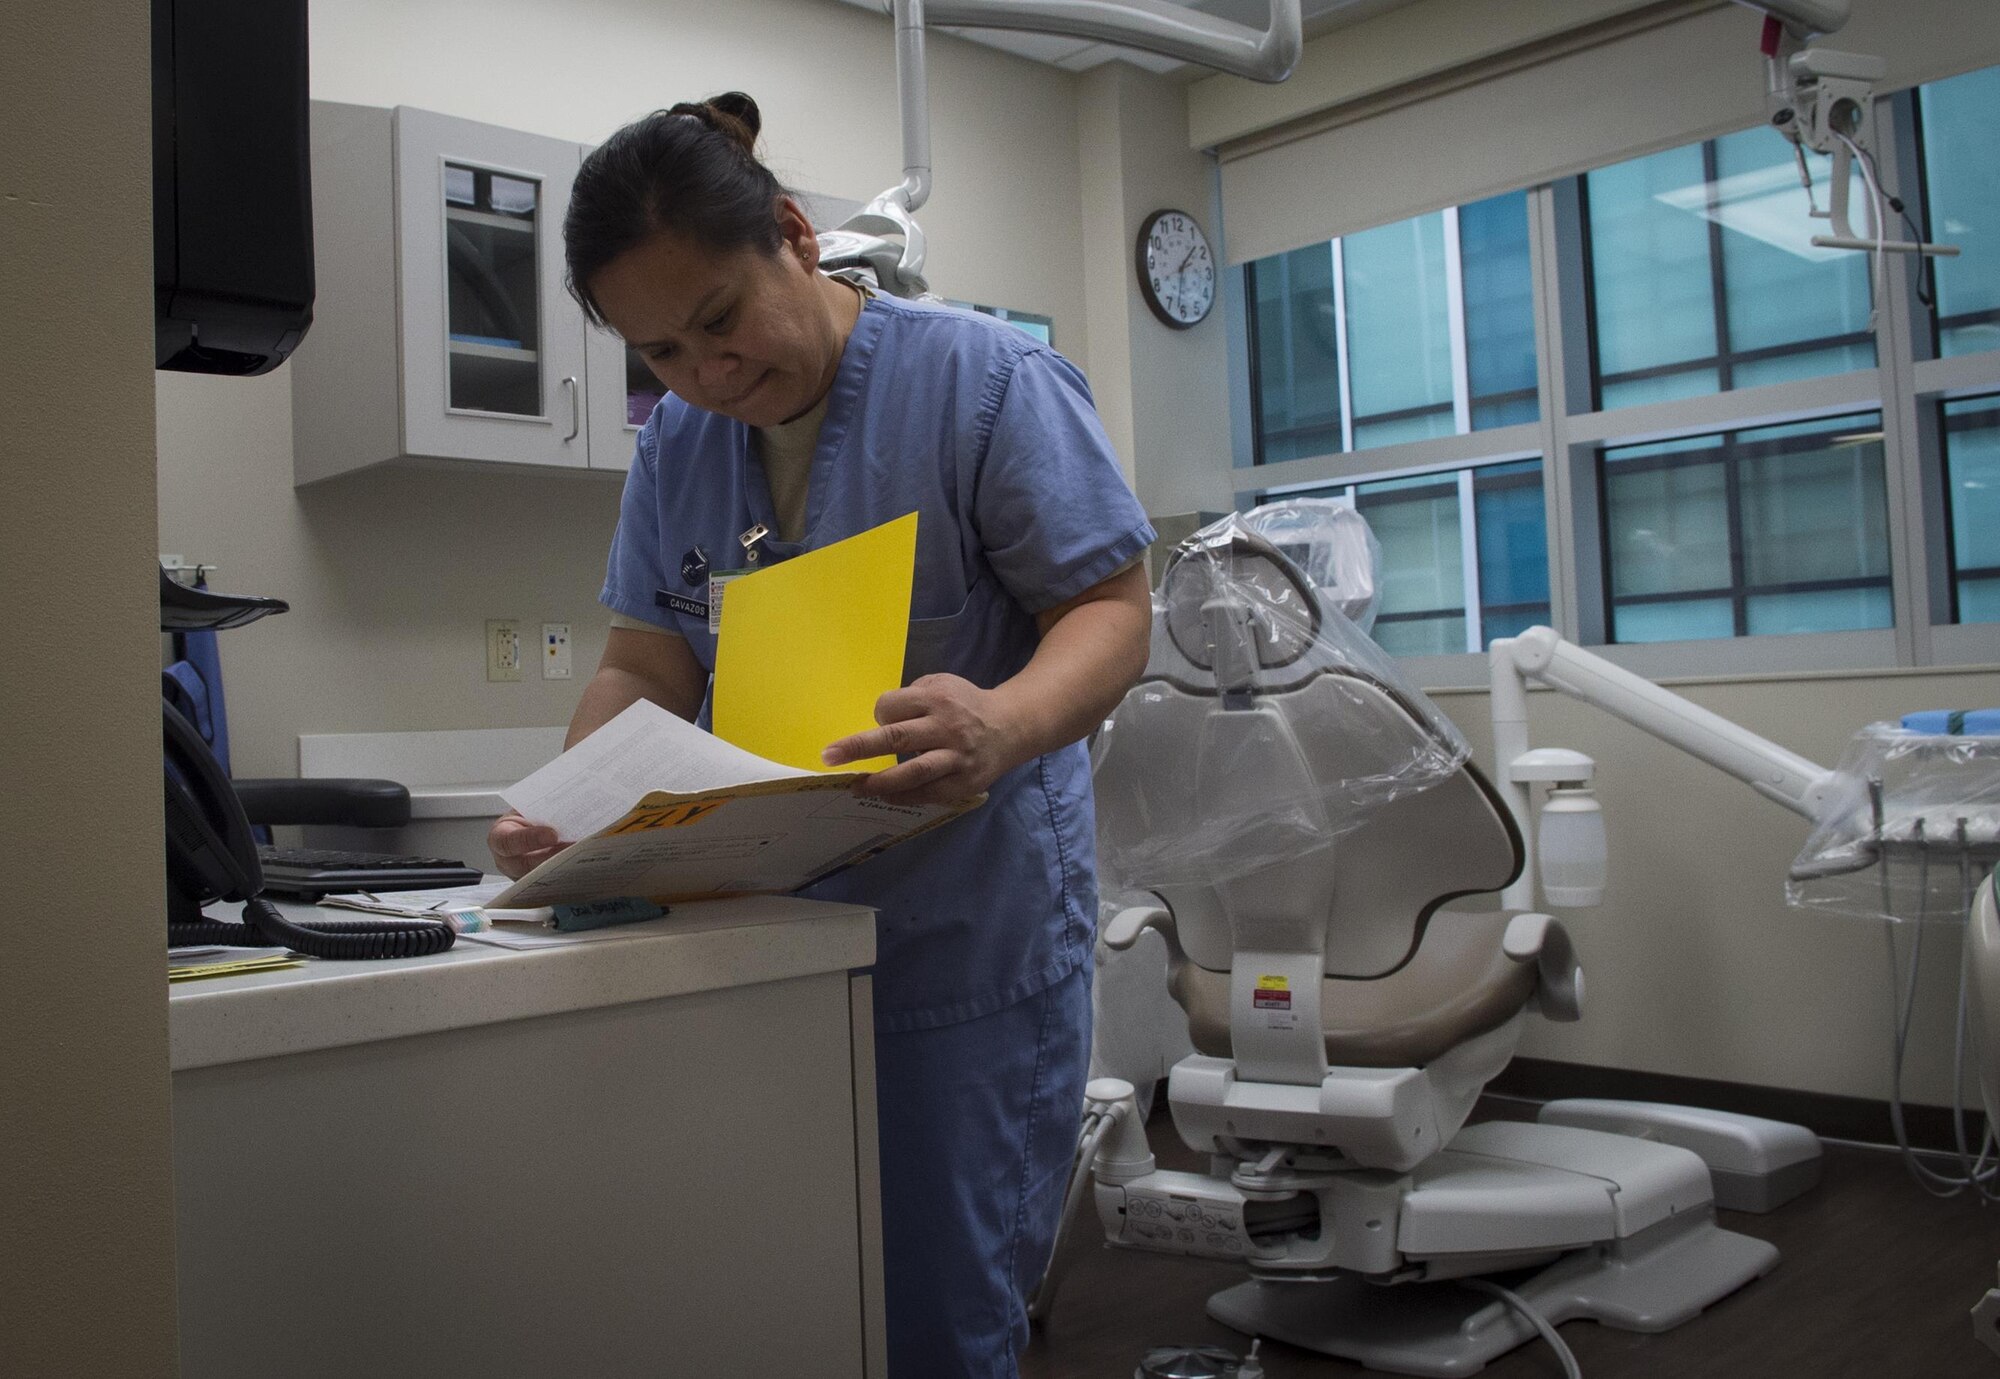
1503, 911, 1584, 1023
1101, 902, 1180, 957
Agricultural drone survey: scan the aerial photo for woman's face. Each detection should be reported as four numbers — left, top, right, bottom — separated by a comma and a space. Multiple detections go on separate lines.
589, 200, 848, 429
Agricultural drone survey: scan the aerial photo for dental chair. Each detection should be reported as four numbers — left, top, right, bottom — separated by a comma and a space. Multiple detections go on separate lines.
1079, 523, 1778, 1377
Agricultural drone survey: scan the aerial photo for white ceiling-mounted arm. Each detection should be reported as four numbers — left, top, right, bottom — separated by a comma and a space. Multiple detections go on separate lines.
921, 0, 1302, 83
838, 0, 1301, 297
891, 0, 932, 215
1730, 0, 1851, 39
888, 0, 1302, 212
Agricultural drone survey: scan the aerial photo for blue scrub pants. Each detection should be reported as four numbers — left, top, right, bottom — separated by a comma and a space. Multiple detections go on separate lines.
874, 962, 1093, 1378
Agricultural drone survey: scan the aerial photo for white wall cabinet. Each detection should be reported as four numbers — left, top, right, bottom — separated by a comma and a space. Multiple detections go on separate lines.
293, 103, 638, 483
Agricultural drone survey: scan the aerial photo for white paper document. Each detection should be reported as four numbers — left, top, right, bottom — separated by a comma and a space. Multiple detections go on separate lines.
317, 880, 514, 919
488, 699, 978, 910
503, 700, 812, 842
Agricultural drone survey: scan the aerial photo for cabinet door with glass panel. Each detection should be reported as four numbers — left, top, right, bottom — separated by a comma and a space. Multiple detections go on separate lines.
396, 107, 587, 469
293, 104, 621, 482
582, 304, 655, 477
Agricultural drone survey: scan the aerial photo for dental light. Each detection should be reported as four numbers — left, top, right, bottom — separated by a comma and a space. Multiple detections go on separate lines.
1730, 0, 1958, 281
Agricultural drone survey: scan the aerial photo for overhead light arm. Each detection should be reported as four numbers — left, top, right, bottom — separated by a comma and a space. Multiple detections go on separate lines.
920, 0, 1302, 83
885, 0, 1301, 215
846, 0, 1300, 294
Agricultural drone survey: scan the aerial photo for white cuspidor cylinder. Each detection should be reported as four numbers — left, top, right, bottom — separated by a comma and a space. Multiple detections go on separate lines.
1085, 1077, 1156, 1184
1538, 786, 1608, 909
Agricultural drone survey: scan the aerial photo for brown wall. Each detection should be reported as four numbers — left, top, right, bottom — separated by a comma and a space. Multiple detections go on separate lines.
0, 1, 181, 1373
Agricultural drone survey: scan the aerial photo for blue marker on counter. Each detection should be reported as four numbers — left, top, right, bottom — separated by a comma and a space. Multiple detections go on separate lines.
550, 897, 667, 931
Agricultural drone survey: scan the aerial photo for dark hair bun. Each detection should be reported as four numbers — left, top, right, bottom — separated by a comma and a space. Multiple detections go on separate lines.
662, 93, 760, 156
706, 92, 761, 144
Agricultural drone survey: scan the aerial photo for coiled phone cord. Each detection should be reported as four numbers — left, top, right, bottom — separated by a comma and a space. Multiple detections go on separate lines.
170, 897, 456, 960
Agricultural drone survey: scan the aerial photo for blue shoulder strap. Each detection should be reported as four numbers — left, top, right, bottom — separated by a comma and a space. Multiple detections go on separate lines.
168, 577, 233, 776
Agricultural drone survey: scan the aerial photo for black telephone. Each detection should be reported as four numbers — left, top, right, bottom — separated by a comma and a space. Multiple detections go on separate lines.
160, 571, 455, 960
163, 693, 263, 923
163, 694, 457, 959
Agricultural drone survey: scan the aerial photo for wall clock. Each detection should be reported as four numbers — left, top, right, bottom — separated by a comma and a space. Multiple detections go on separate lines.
1136, 209, 1215, 330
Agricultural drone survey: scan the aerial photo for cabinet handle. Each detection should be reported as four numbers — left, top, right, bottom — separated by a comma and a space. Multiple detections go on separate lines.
562, 376, 581, 441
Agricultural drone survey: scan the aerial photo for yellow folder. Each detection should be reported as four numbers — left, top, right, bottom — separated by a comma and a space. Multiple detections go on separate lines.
712, 512, 917, 773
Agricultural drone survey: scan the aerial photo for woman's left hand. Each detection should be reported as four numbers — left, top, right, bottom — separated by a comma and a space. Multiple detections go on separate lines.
821, 673, 1026, 806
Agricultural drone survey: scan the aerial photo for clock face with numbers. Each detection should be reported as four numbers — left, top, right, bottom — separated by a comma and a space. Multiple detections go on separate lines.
1137, 209, 1215, 329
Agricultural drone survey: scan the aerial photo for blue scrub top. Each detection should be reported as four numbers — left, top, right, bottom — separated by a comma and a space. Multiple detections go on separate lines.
602, 294, 1155, 1031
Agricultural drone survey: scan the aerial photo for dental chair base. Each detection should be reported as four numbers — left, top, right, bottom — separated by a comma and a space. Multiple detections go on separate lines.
1536, 1098, 1823, 1213
1208, 1194, 1773, 1378
1093, 1112, 1778, 1378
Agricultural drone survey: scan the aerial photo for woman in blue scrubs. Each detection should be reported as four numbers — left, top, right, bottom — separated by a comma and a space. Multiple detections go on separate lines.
489, 94, 1154, 1377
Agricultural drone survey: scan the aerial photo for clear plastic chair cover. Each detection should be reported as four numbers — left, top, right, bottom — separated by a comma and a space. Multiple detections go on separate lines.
1236, 497, 1382, 634
1092, 508, 1469, 890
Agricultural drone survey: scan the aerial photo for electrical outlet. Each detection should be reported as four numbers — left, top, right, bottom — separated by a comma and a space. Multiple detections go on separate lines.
542, 622, 572, 679
486, 619, 522, 682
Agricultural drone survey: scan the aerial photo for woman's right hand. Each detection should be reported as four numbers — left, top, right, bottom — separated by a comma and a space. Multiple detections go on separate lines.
489, 811, 568, 880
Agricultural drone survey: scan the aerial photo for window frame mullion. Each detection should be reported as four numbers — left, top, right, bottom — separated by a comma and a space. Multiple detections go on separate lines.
1871, 89, 1938, 667
1443, 205, 1474, 436
1330, 237, 1357, 456
1530, 179, 1594, 645
1457, 466, 1484, 652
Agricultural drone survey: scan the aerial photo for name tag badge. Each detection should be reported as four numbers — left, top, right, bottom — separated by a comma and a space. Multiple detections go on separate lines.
655, 588, 708, 620
708, 570, 752, 634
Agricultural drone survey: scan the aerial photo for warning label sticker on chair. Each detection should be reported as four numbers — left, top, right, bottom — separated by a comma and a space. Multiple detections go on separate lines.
1253, 975, 1292, 1011
1254, 974, 1297, 1030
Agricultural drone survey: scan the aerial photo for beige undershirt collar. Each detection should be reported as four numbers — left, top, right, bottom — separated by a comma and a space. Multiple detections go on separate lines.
755, 278, 869, 544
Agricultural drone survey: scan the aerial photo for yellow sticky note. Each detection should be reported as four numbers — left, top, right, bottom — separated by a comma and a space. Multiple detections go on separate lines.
712, 512, 917, 772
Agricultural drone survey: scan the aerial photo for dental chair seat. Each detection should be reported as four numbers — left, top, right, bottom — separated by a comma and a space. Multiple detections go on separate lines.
1123, 737, 1531, 1070
1168, 908, 1534, 1068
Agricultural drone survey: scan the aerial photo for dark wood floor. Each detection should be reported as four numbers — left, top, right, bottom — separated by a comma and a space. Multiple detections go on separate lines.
1022, 1098, 2000, 1379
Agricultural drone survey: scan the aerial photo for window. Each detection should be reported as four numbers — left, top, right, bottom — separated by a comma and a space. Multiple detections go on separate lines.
1601, 414, 1890, 643
1233, 60, 2000, 674
1583, 130, 1875, 409
1941, 396, 2000, 623
1250, 245, 1342, 463
945, 300, 1053, 344
1917, 66, 2000, 359
1460, 195, 1541, 430
1248, 242, 1344, 461
1247, 190, 1538, 463
1273, 459, 1549, 656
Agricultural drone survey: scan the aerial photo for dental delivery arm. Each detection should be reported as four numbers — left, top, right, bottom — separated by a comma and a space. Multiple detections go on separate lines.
1493, 626, 1840, 823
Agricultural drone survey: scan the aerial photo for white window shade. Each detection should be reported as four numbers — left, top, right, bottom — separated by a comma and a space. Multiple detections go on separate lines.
1214, 0, 2000, 267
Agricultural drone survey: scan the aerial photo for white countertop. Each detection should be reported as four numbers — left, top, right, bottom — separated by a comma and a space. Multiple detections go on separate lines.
170, 895, 875, 1072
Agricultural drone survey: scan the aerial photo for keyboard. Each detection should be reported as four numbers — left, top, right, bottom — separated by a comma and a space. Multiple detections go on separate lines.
256, 845, 485, 897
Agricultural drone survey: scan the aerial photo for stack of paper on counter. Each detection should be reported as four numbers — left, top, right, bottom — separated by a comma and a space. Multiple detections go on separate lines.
488, 698, 978, 910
